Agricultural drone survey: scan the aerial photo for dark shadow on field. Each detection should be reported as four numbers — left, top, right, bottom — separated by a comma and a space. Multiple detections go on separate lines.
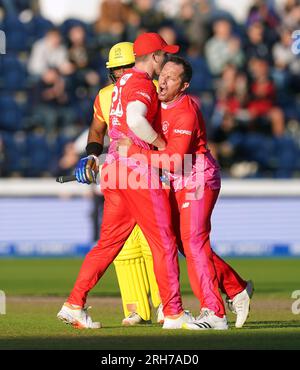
1, 331, 300, 350
243, 320, 300, 329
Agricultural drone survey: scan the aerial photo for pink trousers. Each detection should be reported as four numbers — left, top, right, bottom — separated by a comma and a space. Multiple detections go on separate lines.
68, 161, 183, 316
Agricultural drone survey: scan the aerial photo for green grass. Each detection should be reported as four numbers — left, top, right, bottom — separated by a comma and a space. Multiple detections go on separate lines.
0, 258, 299, 349
0, 258, 299, 297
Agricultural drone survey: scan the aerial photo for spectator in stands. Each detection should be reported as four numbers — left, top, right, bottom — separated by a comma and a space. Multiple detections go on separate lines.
281, 0, 300, 30
156, 0, 181, 19
272, 26, 300, 92
67, 25, 100, 91
209, 64, 249, 167
185, 43, 213, 93
175, 0, 211, 52
121, 5, 141, 42
131, 0, 164, 31
214, 64, 249, 123
244, 21, 273, 64
247, 57, 285, 137
31, 68, 74, 132
94, 0, 127, 51
1, 0, 299, 178
246, 0, 280, 44
28, 28, 73, 77
158, 25, 178, 47
205, 18, 244, 76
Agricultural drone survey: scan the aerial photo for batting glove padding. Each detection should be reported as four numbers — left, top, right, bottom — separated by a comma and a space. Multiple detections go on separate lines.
75, 155, 99, 184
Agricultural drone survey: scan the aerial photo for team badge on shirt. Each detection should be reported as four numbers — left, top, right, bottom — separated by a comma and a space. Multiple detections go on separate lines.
162, 121, 169, 134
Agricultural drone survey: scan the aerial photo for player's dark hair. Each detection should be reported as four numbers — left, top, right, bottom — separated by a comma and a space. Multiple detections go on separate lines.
164, 55, 193, 84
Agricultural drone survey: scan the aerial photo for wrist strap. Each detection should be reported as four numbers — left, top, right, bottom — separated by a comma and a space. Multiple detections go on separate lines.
86, 142, 103, 157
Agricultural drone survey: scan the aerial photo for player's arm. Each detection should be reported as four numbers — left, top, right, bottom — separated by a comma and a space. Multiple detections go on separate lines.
87, 116, 107, 149
126, 101, 165, 149
126, 80, 166, 149
125, 114, 194, 172
75, 95, 107, 184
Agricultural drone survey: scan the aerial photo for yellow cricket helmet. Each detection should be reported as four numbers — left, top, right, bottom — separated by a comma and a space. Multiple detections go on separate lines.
106, 42, 135, 69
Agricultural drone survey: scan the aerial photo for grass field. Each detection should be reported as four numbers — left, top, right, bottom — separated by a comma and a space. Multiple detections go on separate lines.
0, 258, 299, 350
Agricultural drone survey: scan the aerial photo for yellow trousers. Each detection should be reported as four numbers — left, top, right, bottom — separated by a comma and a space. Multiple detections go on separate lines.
113, 225, 161, 321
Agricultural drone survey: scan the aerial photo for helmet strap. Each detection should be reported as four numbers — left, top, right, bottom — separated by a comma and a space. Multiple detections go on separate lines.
109, 70, 117, 83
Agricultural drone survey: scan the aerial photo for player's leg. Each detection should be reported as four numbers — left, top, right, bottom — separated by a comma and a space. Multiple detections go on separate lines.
170, 184, 252, 328
139, 227, 163, 323
175, 187, 228, 330
138, 228, 161, 309
119, 169, 189, 327
213, 252, 247, 299
58, 187, 136, 328
67, 187, 136, 307
114, 225, 152, 325
213, 251, 254, 327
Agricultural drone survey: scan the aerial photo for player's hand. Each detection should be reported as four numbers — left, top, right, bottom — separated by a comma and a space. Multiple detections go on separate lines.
116, 137, 133, 157
75, 155, 99, 184
152, 135, 166, 150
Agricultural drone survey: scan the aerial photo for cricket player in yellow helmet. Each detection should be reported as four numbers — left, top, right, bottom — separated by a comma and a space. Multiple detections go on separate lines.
73, 42, 162, 326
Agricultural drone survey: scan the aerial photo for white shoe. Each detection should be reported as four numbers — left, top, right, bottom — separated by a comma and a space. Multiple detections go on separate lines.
122, 312, 151, 326
226, 280, 254, 328
57, 302, 101, 329
162, 310, 194, 330
182, 309, 228, 330
156, 304, 164, 324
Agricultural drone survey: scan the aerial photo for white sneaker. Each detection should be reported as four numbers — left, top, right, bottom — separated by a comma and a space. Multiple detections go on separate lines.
57, 302, 101, 329
226, 280, 254, 328
156, 304, 164, 324
122, 312, 151, 326
162, 310, 194, 330
182, 309, 228, 330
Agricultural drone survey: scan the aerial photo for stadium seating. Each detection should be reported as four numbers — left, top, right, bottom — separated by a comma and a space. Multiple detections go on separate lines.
0, 54, 28, 91
0, 2, 299, 179
26, 132, 51, 176
3, 15, 30, 52
0, 95, 25, 131
29, 16, 54, 42
186, 56, 213, 93
1, 131, 28, 174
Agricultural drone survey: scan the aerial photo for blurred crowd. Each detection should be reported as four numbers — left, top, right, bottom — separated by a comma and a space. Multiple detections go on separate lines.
0, 0, 300, 178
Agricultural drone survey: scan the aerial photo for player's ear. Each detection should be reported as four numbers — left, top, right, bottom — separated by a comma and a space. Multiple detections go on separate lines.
180, 82, 189, 93
153, 51, 163, 63
153, 54, 160, 65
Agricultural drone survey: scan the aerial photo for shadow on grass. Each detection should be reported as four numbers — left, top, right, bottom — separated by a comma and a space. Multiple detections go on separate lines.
243, 320, 300, 329
1, 328, 300, 350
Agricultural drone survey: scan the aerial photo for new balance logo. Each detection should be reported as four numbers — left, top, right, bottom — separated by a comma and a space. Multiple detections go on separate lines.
182, 202, 190, 209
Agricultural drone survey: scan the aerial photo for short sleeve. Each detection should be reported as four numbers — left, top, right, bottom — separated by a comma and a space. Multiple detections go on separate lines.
126, 80, 156, 111
93, 94, 106, 124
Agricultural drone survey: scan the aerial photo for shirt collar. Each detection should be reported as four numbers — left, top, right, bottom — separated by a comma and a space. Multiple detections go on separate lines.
161, 94, 186, 109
